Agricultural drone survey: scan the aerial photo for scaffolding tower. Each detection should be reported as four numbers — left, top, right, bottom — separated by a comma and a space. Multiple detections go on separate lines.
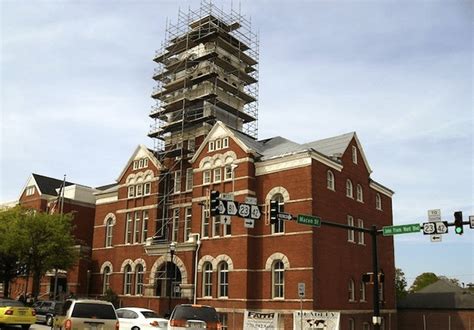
146, 0, 259, 247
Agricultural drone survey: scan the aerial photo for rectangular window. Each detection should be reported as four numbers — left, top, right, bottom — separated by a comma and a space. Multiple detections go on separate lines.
136, 184, 143, 197
213, 216, 221, 237
186, 168, 193, 191
128, 186, 135, 198
134, 211, 141, 244
213, 168, 221, 182
202, 209, 210, 238
352, 146, 358, 164
143, 158, 148, 167
139, 159, 144, 168
133, 161, 138, 170
216, 139, 222, 150
347, 215, 355, 242
26, 186, 35, 196
142, 210, 149, 242
209, 141, 215, 152
224, 218, 231, 236
358, 219, 365, 245
172, 209, 179, 242
174, 171, 181, 193
144, 182, 151, 195
203, 170, 211, 184
222, 137, 229, 148
184, 208, 192, 242
126, 213, 133, 244
224, 166, 232, 180
219, 314, 228, 330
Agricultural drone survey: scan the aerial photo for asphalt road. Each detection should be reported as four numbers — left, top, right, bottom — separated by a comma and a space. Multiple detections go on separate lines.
1, 324, 51, 329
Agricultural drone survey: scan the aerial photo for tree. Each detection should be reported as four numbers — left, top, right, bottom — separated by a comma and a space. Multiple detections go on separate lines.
395, 268, 408, 299
409, 272, 438, 292
0, 207, 78, 299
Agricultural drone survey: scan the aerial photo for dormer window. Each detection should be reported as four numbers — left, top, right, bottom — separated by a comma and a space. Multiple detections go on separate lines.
223, 137, 229, 148
133, 158, 148, 170
352, 146, 358, 164
209, 141, 215, 152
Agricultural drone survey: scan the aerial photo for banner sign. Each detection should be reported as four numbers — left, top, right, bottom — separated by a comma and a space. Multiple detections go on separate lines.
293, 311, 340, 330
243, 310, 278, 329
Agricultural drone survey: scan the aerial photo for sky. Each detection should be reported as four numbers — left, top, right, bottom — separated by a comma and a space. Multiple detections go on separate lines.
1, 0, 472, 287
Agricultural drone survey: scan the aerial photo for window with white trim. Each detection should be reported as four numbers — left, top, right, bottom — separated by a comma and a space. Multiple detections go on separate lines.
202, 206, 210, 238
352, 145, 358, 164
136, 183, 143, 197
133, 161, 138, 170
203, 170, 211, 185
348, 318, 355, 330
357, 219, 365, 245
184, 208, 192, 242
125, 213, 133, 244
213, 215, 221, 237
172, 209, 179, 242
102, 266, 111, 294
26, 186, 35, 196
348, 278, 355, 301
144, 182, 151, 195
216, 139, 222, 150
135, 264, 144, 295
128, 186, 135, 198
208, 141, 215, 152
143, 158, 148, 167
327, 170, 335, 190
224, 166, 233, 181
360, 280, 366, 301
376, 193, 382, 210
347, 215, 355, 242
346, 179, 353, 198
272, 260, 284, 298
186, 168, 193, 191
203, 262, 213, 297
142, 210, 148, 242
133, 211, 141, 244
219, 313, 228, 330
174, 171, 181, 193
222, 137, 229, 148
356, 184, 363, 202
139, 159, 144, 168
213, 168, 221, 183
218, 262, 229, 298
124, 264, 133, 295
105, 217, 113, 247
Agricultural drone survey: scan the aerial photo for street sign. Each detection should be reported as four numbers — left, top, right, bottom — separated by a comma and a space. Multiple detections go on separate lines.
427, 209, 442, 221
217, 199, 262, 220
297, 214, 321, 227
250, 205, 261, 220
244, 197, 257, 228
469, 215, 474, 229
422, 221, 448, 235
430, 234, 442, 243
244, 218, 255, 228
277, 212, 293, 221
382, 224, 420, 236
298, 283, 305, 298
226, 201, 238, 216
239, 203, 251, 218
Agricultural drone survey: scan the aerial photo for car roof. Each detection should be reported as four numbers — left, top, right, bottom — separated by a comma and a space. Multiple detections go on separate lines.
69, 299, 114, 305
117, 307, 155, 312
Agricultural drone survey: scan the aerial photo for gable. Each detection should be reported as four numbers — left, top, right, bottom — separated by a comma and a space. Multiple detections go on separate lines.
116, 145, 161, 183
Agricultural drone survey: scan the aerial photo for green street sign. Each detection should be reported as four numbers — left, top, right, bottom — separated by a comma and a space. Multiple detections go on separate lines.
297, 214, 321, 227
382, 224, 421, 236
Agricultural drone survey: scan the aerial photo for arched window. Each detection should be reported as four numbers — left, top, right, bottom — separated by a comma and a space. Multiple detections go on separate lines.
346, 179, 353, 198
327, 170, 335, 190
272, 260, 284, 298
124, 265, 133, 295
376, 193, 382, 210
105, 217, 113, 247
218, 262, 229, 298
135, 264, 144, 295
360, 281, 366, 301
348, 278, 355, 301
356, 184, 363, 202
203, 262, 213, 297
102, 266, 111, 294
271, 194, 285, 234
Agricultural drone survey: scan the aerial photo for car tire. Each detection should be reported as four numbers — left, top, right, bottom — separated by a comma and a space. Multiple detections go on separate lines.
46, 315, 53, 326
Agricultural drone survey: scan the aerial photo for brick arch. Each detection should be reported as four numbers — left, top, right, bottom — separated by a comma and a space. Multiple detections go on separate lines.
148, 255, 188, 286
213, 254, 234, 271
265, 187, 290, 202
100, 261, 113, 274
120, 259, 134, 273
126, 173, 136, 184
265, 253, 290, 271
133, 258, 147, 272
103, 213, 116, 226
197, 255, 214, 271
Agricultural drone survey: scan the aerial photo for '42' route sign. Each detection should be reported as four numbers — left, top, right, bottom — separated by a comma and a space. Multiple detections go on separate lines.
218, 199, 262, 220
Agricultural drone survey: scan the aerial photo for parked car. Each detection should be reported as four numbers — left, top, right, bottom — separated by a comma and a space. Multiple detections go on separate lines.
116, 307, 168, 329
0, 298, 36, 330
168, 304, 221, 330
34, 300, 63, 326
53, 299, 119, 330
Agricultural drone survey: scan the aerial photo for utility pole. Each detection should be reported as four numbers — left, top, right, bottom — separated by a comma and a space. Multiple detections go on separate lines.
371, 225, 381, 330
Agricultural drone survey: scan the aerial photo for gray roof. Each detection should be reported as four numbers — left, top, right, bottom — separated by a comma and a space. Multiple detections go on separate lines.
398, 280, 474, 310
230, 128, 355, 162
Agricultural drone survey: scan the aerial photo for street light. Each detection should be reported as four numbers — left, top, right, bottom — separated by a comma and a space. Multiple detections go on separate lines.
187, 233, 201, 304
168, 241, 176, 315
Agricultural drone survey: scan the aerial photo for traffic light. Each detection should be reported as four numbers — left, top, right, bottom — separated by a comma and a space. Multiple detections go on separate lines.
210, 190, 220, 216
454, 211, 463, 235
270, 200, 278, 225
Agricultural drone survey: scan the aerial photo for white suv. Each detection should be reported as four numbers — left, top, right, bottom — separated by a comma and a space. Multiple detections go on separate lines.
53, 299, 119, 330
168, 304, 221, 329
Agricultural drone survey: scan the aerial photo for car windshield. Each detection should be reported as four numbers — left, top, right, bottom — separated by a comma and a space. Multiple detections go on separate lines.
172, 306, 219, 322
71, 303, 116, 320
142, 311, 160, 318
0, 300, 25, 307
